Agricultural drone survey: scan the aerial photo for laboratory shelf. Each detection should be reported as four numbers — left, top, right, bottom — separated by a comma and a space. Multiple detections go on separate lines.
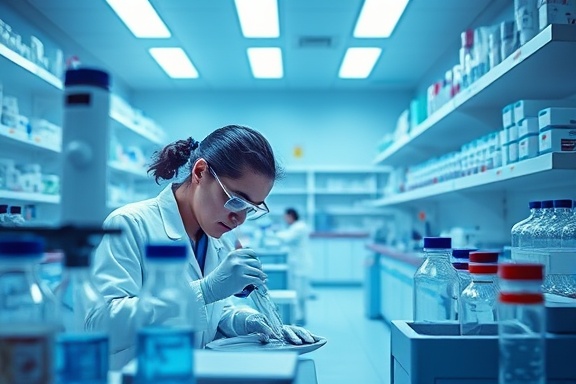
0, 123, 61, 153
374, 24, 576, 167
109, 108, 165, 146
0, 42, 62, 92
0, 190, 60, 204
372, 152, 576, 207
108, 161, 149, 178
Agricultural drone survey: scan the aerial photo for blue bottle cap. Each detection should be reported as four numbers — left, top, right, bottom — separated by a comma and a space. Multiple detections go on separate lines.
145, 244, 187, 260
541, 200, 554, 208
553, 199, 573, 208
528, 201, 541, 209
65, 68, 110, 90
452, 248, 477, 259
0, 237, 44, 256
423, 237, 451, 249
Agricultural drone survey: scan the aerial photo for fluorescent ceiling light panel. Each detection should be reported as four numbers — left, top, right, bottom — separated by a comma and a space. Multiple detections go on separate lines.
149, 48, 199, 78
338, 47, 382, 79
106, 0, 170, 38
247, 47, 283, 79
354, 0, 409, 38
234, 0, 280, 38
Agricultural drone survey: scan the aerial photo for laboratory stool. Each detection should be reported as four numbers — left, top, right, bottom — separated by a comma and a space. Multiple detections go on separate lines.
268, 289, 297, 324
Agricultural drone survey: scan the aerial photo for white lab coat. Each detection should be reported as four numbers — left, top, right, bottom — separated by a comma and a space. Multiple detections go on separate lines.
276, 220, 312, 277
91, 183, 244, 370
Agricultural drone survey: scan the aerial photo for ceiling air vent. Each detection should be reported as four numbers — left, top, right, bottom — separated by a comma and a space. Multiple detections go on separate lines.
298, 36, 333, 48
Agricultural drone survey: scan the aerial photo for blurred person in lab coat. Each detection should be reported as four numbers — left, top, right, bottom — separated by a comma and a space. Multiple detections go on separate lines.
90, 125, 319, 369
275, 208, 313, 326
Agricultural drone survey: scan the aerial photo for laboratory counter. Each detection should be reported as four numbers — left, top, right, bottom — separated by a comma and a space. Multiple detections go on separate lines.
364, 244, 422, 322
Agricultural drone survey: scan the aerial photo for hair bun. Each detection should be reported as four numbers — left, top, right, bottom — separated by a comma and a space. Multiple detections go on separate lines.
189, 138, 200, 151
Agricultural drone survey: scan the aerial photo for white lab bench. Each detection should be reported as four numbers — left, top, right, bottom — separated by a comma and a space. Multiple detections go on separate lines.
110, 350, 318, 384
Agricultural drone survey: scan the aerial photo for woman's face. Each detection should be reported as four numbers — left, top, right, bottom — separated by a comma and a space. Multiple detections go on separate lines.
194, 161, 274, 238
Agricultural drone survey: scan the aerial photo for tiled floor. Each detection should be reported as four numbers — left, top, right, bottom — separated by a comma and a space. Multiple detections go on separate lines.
304, 286, 391, 384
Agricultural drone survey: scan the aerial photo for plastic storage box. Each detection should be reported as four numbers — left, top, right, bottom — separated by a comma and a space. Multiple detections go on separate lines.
391, 316, 576, 383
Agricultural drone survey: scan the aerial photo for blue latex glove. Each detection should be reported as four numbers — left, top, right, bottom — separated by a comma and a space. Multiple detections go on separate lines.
201, 248, 267, 304
245, 314, 319, 345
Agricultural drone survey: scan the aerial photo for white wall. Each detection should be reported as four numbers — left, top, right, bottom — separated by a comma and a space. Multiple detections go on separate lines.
133, 89, 411, 168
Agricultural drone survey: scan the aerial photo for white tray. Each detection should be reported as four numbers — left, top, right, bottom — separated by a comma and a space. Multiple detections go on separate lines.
205, 334, 327, 355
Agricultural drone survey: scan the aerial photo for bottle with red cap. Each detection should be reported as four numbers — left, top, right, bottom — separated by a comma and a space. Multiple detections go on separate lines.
498, 263, 545, 384
413, 237, 458, 322
459, 251, 499, 335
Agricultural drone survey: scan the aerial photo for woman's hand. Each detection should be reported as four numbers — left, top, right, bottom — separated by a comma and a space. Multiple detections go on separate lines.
201, 248, 267, 303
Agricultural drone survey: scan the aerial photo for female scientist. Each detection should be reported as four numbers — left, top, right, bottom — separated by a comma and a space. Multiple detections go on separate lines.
91, 125, 318, 369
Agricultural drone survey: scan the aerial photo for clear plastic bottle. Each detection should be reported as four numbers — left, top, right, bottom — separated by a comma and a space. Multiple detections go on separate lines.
519, 200, 554, 250
510, 201, 542, 257
452, 248, 476, 323
0, 236, 58, 384
460, 251, 499, 335
545, 199, 573, 250
54, 247, 109, 383
542, 199, 574, 297
560, 201, 576, 249
414, 237, 458, 322
498, 263, 545, 384
560, 201, 576, 296
452, 248, 476, 294
136, 244, 197, 384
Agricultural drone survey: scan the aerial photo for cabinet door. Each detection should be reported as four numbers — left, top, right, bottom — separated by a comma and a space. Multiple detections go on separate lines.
309, 238, 327, 282
350, 239, 368, 282
324, 238, 354, 283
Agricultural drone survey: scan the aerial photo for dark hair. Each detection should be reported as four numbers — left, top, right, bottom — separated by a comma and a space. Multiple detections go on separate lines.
148, 125, 281, 184
285, 208, 299, 221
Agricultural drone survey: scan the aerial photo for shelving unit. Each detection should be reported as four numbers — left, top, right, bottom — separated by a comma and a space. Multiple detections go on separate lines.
0, 36, 165, 224
0, 123, 61, 153
0, 42, 62, 92
268, 166, 392, 232
371, 23, 576, 249
374, 24, 576, 167
373, 153, 576, 207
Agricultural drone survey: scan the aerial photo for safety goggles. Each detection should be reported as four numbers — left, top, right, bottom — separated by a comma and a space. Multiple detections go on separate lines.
208, 166, 270, 220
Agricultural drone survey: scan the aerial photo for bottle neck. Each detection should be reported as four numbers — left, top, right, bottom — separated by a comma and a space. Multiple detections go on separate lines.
424, 249, 451, 259
530, 208, 542, 218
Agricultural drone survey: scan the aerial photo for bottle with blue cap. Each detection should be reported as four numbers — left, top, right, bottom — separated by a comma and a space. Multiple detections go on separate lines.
510, 201, 542, 258
413, 237, 458, 322
136, 243, 198, 384
0, 236, 58, 384
451, 248, 477, 320
53, 242, 109, 384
